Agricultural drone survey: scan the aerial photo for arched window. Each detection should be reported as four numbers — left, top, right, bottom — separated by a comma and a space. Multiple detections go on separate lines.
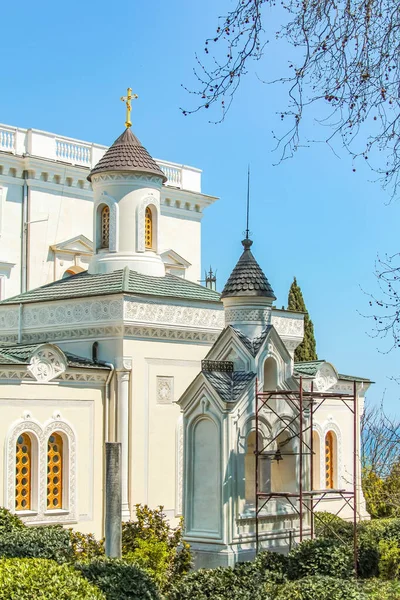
47, 433, 63, 509
245, 431, 270, 507
145, 207, 152, 249
15, 433, 31, 511
312, 431, 321, 490
325, 431, 334, 489
101, 205, 110, 249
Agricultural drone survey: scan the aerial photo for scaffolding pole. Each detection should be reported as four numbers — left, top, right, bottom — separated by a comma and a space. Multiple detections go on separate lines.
255, 378, 359, 575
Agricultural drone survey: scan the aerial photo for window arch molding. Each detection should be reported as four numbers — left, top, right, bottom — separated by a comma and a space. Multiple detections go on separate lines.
43, 416, 76, 518
94, 193, 118, 252
6, 416, 42, 515
321, 419, 342, 489
5, 413, 77, 523
137, 196, 160, 253
236, 416, 272, 514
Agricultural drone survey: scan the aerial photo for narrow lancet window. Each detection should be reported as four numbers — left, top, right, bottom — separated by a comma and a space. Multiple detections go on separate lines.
145, 207, 152, 249
16, 433, 31, 511
101, 205, 110, 249
47, 433, 63, 509
325, 431, 334, 489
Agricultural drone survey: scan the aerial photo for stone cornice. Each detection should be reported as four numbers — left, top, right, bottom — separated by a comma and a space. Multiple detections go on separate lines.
0, 295, 224, 345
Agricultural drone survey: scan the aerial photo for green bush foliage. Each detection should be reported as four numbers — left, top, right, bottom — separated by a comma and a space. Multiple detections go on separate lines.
167, 564, 267, 600
125, 538, 170, 588
269, 576, 364, 600
0, 508, 25, 533
0, 524, 73, 563
287, 538, 354, 580
314, 511, 354, 542
378, 539, 400, 579
69, 530, 105, 561
0, 557, 104, 599
122, 504, 191, 584
76, 557, 161, 600
362, 578, 400, 598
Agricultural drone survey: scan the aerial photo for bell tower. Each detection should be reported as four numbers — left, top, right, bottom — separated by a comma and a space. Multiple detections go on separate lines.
87, 89, 167, 277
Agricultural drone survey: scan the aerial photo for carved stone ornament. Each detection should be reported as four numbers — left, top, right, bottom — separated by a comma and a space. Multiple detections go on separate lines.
27, 344, 67, 382
314, 364, 338, 392
157, 376, 174, 404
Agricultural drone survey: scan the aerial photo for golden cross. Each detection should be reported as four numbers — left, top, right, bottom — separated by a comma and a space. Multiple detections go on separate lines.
120, 87, 138, 129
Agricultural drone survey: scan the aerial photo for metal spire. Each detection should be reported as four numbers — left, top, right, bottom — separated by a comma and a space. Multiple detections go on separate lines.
245, 165, 250, 240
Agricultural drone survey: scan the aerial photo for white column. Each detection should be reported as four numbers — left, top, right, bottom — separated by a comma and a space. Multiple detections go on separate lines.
116, 368, 130, 521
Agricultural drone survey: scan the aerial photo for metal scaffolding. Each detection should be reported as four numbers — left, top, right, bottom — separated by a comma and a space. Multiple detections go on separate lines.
255, 377, 359, 573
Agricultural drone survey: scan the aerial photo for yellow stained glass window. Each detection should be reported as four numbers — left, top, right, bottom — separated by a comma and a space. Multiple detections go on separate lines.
47, 433, 63, 509
101, 205, 110, 249
16, 433, 31, 511
325, 431, 334, 489
145, 207, 152, 249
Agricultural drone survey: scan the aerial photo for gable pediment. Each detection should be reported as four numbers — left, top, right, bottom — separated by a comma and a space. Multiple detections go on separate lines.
160, 249, 191, 269
50, 235, 93, 256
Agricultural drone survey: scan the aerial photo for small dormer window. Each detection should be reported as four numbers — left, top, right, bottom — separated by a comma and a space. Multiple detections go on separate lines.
101, 205, 110, 249
145, 207, 152, 249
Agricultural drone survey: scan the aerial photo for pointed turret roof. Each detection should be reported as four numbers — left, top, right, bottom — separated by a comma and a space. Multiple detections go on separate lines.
221, 238, 276, 299
88, 128, 167, 182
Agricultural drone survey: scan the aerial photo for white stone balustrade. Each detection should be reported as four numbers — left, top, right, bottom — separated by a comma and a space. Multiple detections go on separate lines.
0, 123, 202, 192
0, 127, 16, 153
55, 139, 91, 166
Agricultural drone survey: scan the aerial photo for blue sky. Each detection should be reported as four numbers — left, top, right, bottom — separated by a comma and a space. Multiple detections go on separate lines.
2, 0, 400, 410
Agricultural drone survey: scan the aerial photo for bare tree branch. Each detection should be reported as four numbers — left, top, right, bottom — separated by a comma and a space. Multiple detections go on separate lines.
184, 0, 400, 197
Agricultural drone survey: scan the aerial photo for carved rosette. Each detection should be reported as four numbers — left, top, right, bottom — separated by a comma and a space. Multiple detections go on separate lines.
27, 345, 67, 382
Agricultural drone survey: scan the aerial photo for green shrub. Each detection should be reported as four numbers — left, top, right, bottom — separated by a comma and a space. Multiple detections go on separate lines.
315, 512, 354, 542
167, 565, 266, 600
0, 557, 104, 599
125, 538, 170, 588
269, 576, 364, 600
76, 557, 161, 600
362, 578, 400, 599
287, 538, 354, 579
122, 504, 192, 582
378, 539, 400, 580
69, 530, 105, 561
253, 550, 289, 579
358, 518, 400, 578
0, 524, 73, 563
0, 508, 25, 533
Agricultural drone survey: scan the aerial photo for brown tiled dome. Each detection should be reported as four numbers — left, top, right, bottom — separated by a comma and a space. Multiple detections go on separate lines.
88, 128, 167, 182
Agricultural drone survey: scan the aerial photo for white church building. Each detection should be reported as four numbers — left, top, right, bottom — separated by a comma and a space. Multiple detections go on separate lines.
0, 119, 370, 567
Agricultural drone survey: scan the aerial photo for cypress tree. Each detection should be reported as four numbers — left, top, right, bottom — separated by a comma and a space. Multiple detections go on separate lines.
287, 277, 318, 362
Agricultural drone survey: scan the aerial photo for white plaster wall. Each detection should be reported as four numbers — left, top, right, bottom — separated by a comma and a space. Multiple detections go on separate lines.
159, 214, 201, 283
27, 187, 94, 290
122, 338, 211, 521
0, 181, 23, 299
0, 381, 104, 537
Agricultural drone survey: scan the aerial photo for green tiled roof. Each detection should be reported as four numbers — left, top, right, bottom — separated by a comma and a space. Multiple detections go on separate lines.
0, 343, 110, 369
294, 361, 325, 377
0, 267, 221, 305
294, 360, 371, 383
338, 373, 372, 383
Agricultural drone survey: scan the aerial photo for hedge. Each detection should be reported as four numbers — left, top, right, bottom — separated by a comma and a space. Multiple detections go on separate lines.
269, 576, 364, 600
0, 524, 73, 563
76, 557, 161, 600
167, 564, 268, 600
0, 557, 104, 599
0, 508, 25, 534
287, 538, 354, 579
